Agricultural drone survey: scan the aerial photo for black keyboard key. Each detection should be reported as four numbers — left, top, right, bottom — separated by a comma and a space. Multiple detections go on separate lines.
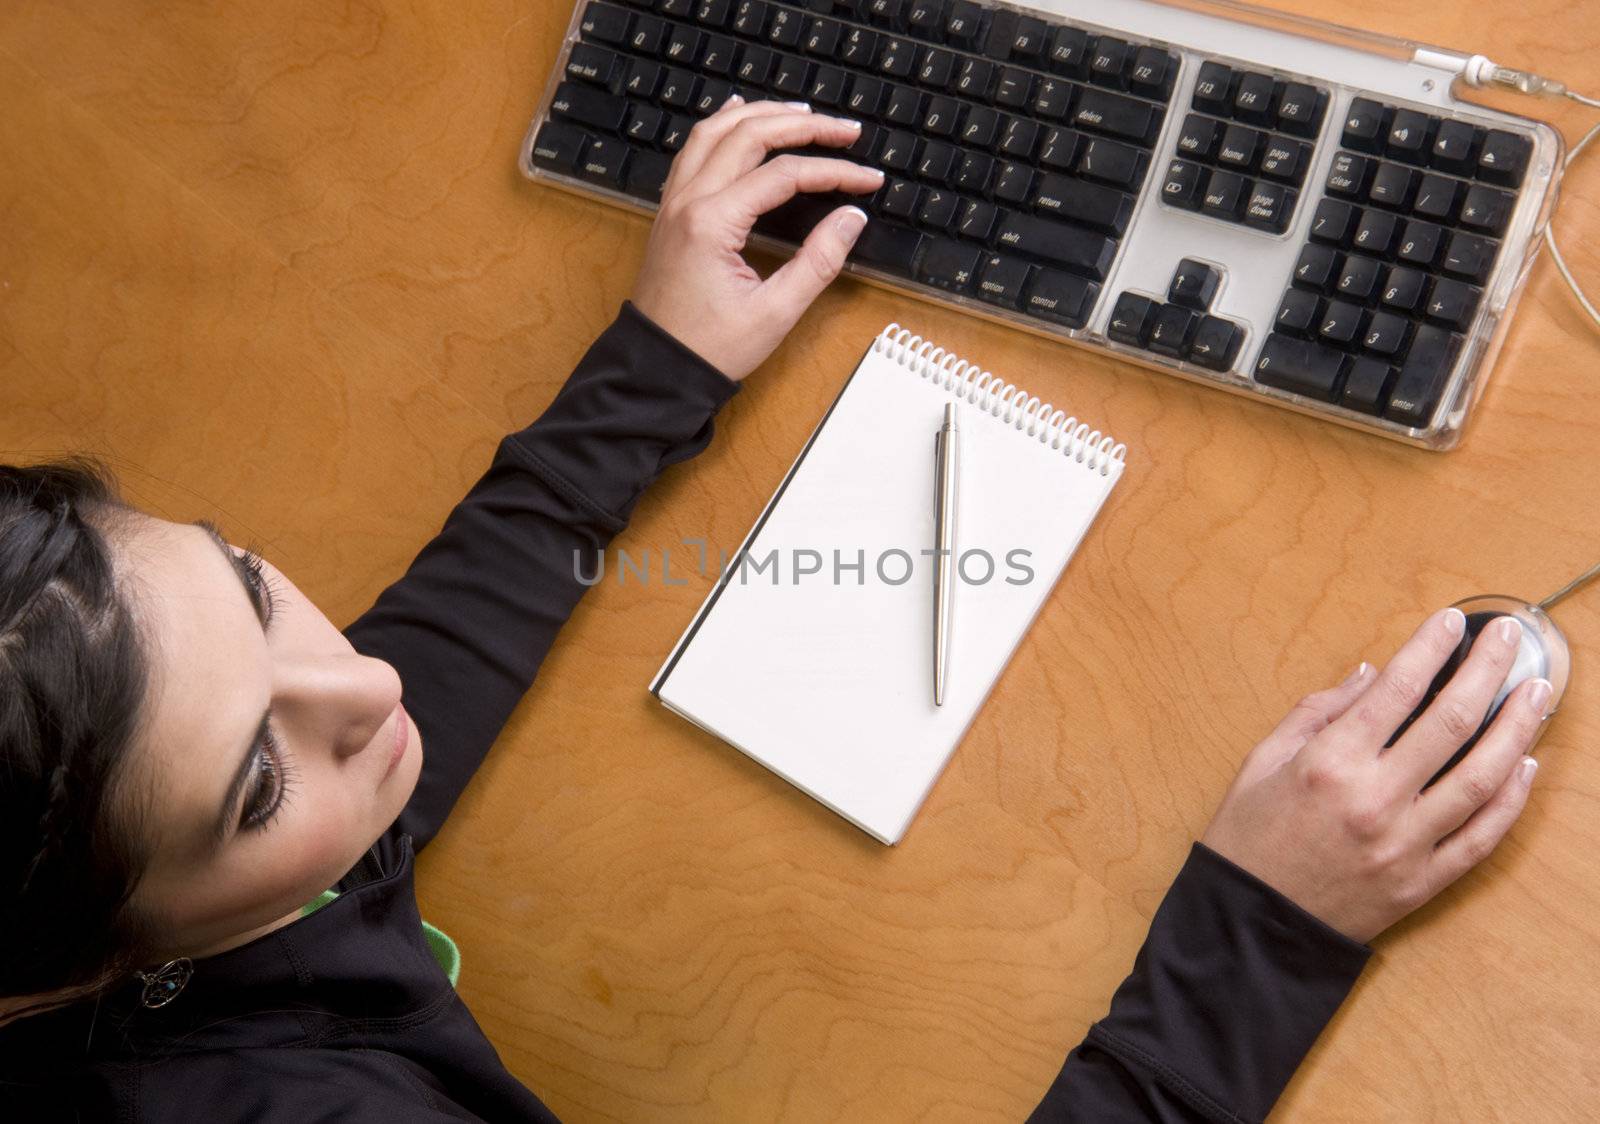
976, 252, 1032, 307
918, 47, 956, 89
1073, 88, 1155, 145
1193, 62, 1233, 115
1411, 173, 1460, 222
916, 140, 958, 183
1216, 124, 1262, 171
995, 66, 1034, 109
993, 162, 1034, 205
771, 53, 813, 95
884, 83, 925, 125
1276, 82, 1323, 137
1259, 137, 1308, 184
1129, 47, 1171, 98
1077, 137, 1144, 189
944, 0, 982, 46
1176, 114, 1221, 161
1384, 324, 1459, 425
530, 120, 588, 173
1161, 158, 1205, 209
1200, 169, 1247, 219
731, 0, 767, 36
1232, 71, 1276, 126
625, 102, 666, 143
908, 0, 946, 38
846, 75, 887, 116
1148, 303, 1197, 357
1011, 16, 1049, 59
692, 78, 732, 114
566, 44, 621, 87
1430, 119, 1479, 175
624, 58, 665, 98
1424, 277, 1481, 330
581, 1, 635, 45
1169, 258, 1220, 310
1325, 152, 1372, 199
694, 0, 732, 25
1361, 310, 1409, 357
661, 112, 694, 150
1024, 268, 1097, 327
998, 117, 1040, 159
660, 0, 693, 17
1385, 109, 1434, 164
1352, 208, 1399, 258
1309, 198, 1357, 246
1033, 174, 1133, 235
961, 105, 999, 146
917, 236, 982, 290
1189, 315, 1243, 370
624, 148, 675, 201
1033, 77, 1074, 121
850, 220, 927, 272
954, 57, 995, 100
576, 134, 630, 187
878, 36, 918, 78
804, 16, 842, 55
665, 24, 705, 64
1335, 253, 1382, 302
1243, 180, 1294, 232
919, 187, 960, 229
954, 151, 993, 192
1341, 357, 1393, 415
1380, 266, 1427, 313
1441, 230, 1496, 283
704, 35, 741, 74
957, 198, 998, 240
845, 122, 882, 160
1089, 37, 1132, 89
839, 26, 879, 67
1293, 244, 1339, 290
1108, 291, 1158, 344
1038, 127, 1080, 171
1397, 219, 1444, 267
877, 178, 920, 220
1317, 298, 1361, 347
994, 212, 1117, 279
552, 81, 629, 131
1459, 184, 1514, 236
1477, 129, 1530, 187
922, 95, 962, 136
980, 9, 1019, 60
733, 48, 771, 86
877, 129, 917, 172
1275, 289, 1320, 336
1255, 334, 1346, 401
808, 65, 849, 105
866, 0, 905, 27
1047, 26, 1091, 78
1367, 162, 1417, 210
1342, 98, 1388, 153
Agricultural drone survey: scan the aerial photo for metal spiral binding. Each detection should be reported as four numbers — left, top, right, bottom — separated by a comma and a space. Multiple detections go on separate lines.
872, 325, 1127, 475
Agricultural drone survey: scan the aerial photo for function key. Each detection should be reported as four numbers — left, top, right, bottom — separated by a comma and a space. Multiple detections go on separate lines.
1010, 15, 1049, 59
944, 0, 981, 46
1193, 61, 1233, 115
1342, 97, 1388, 152
1276, 82, 1324, 137
1130, 46, 1173, 98
1477, 129, 1532, 187
980, 9, 1018, 60
1089, 36, 1133, 89
1169, 258, 1221, 309
1430, 119, 1480, 175
1047, 27, 1092, 79
1232, 71, 1277, 126
907, 0, 946, 39
1385, 109, 1435, 164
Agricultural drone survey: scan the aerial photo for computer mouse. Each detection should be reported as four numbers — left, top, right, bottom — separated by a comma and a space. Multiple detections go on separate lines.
1386, 595, 1570, 787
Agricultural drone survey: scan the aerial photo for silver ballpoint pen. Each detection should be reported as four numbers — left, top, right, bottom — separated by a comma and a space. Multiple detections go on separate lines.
933, 402, 959, 706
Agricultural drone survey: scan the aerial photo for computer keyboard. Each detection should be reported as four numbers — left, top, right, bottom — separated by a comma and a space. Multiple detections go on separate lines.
522, 0, 1563, 449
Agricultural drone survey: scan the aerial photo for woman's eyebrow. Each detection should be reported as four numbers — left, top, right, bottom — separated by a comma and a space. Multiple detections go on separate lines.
192, 519, 271, 628
212, 714, 272, 846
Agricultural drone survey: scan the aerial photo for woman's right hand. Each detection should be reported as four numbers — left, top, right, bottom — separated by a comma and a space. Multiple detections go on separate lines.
1200, 607, 1548, 944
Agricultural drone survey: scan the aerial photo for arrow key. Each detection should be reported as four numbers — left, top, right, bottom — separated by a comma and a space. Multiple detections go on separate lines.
1187, 315, 1243, 371
1107, 291, 1158, 346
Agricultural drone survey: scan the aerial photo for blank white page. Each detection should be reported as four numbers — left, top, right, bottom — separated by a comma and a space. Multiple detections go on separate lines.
651, 325, 1125, 844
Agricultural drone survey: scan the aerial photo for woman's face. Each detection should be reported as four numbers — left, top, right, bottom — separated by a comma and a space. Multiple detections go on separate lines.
118, 516, 423, 960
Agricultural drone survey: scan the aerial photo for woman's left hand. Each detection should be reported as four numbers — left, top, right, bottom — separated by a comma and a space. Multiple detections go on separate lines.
629, 97, 885, 382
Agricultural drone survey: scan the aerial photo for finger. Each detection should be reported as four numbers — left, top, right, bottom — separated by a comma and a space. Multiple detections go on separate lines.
1415, 675, 1551, 837
666, 97, 805, 192
755, 204, 870, 323
1332, 607, 1466, 752
1245, 662, 1375, 777
1430, 753, 1537, 885
1392, 613, 1524, 787
719, 153, 885, 220
688, 112, 866, 196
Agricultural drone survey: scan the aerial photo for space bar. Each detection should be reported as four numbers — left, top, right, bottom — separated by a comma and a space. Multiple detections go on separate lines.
993, 214, 1117, 281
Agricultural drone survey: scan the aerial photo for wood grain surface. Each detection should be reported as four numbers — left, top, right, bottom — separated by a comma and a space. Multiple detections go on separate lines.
2, 1, 1597, 1119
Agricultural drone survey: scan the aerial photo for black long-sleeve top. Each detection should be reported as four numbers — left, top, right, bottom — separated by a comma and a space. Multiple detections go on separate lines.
1, 304, 1371, 1122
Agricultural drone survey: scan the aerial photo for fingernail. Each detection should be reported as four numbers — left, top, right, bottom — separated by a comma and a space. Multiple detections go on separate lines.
867, 165, 886, 179
1519, 756, 1539, 785
1444, 607, 1466, 638
837, 206, 869, 240
1342, 661, 1370, 686
1498, 616, 1522, 645
725, 93, 745, 107
839, 116, 864, 130
1526, 677, 1552, 714
785, 101, 812, 112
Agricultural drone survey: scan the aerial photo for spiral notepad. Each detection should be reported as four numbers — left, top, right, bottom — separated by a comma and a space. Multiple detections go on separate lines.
650, 325, 1126, 844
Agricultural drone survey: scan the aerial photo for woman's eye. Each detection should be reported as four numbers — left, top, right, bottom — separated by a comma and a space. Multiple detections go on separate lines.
240, 738, 288, 829
236, 549, 278, 626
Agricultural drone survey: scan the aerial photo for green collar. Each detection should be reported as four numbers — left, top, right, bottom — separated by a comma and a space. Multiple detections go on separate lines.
301, 890, 460, 987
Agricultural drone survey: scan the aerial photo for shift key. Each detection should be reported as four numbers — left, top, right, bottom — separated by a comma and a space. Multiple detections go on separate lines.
993, 213, 1116, 280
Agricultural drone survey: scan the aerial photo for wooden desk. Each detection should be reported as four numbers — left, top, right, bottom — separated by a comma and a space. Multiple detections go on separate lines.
2, 1, 1596, 1118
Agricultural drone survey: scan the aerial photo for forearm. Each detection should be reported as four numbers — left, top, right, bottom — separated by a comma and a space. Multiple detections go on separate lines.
1030, 843, 1372, 1123
344, 301, 738, 848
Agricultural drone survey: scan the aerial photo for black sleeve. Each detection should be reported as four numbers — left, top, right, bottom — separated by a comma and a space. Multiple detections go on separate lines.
342, 301, 739, 850
1029, 843, 1372, 1124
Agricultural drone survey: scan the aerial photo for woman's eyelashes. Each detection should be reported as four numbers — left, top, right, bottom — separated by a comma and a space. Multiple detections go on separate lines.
236, 547, 280, 628
240, 723, 295, 830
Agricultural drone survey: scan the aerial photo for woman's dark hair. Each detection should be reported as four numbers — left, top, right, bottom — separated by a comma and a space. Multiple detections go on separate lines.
0, 457, 156, 1009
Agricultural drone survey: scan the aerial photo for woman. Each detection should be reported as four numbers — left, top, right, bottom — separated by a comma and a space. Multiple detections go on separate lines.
0, 98, 1546, 1122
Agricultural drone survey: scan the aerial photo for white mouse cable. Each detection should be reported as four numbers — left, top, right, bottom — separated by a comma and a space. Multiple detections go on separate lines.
1411, 50, 1600, 333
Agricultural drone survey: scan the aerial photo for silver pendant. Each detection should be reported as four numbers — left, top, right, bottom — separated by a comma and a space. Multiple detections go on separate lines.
135, 958, 192, 1008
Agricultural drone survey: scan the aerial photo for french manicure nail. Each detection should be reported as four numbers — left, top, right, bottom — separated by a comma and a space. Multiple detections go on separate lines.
1342, 661, 1369, 686
1527, 677, 1552, 714
726, 93, 745, 107
837, 206, 869, 239
1444, 607, 1466, 637
785, 101, 812, 111
1498, 616, 1522, 644
1519, 756, 1539, 785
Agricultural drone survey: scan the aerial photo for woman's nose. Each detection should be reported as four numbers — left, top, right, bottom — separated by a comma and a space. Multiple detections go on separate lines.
273, 652, 403, 760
